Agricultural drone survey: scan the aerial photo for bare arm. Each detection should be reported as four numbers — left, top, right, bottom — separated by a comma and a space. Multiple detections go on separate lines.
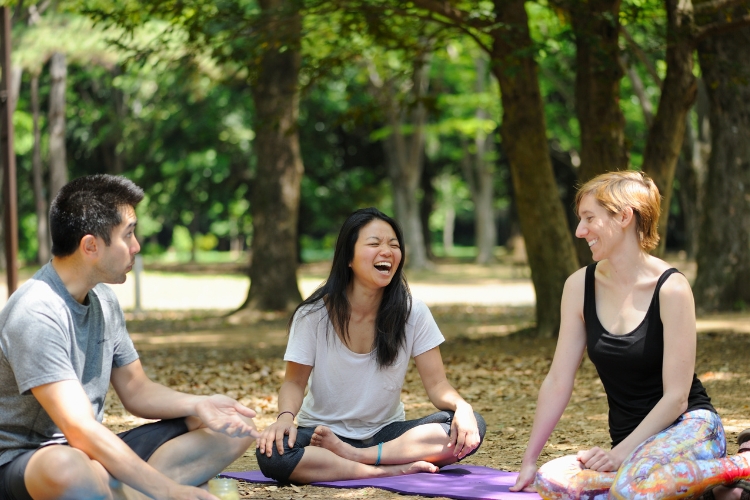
415, 346, 479, 458
581, 273, 696, 471
511, 269, 588, 492
32, 380, 217, 500
111, 360, 257, 438
257, 361, 312, 456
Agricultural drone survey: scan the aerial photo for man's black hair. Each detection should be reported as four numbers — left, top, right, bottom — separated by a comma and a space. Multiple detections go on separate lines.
49, 174, 144, 257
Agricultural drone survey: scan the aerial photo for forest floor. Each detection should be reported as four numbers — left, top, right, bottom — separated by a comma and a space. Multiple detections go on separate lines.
93, 259, 750, 499
4, 257, 749, 498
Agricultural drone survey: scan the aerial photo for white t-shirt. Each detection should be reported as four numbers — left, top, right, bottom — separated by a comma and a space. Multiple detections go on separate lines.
284, 298, 444, 440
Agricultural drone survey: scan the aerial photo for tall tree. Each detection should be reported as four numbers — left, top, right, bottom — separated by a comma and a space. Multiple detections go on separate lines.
460, 56, 497, 265
47, 51, 67, 201
693, 8, 750, 311
369, 47, 432, 270
242, 0, 304, 311
563, 0, 629, 264
411, 0, 579, 336
31, 72, 50, 265
639, 0, 698, 256
569, 0, 629, 181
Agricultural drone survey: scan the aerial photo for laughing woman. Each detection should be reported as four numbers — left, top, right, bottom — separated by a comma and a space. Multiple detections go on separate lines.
510, 171, 750, 500
256, 208, 486, 484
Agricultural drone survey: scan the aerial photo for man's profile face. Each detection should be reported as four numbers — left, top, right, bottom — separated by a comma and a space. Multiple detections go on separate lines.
95, 205, 140, 284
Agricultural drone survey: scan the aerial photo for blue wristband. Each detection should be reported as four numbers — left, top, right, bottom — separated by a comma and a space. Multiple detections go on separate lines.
375, 442, 383, 466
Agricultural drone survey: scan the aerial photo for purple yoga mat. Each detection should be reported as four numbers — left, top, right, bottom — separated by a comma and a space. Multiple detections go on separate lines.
221, 465, 542, 500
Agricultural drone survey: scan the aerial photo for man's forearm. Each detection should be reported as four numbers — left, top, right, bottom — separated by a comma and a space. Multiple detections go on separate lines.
120, 379, 204, 420
66, 419, 178, 498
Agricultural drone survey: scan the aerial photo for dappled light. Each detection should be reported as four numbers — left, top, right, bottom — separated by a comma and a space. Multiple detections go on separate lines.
100, 305, 750, 499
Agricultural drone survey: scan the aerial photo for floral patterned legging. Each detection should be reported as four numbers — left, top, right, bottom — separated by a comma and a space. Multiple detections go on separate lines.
535, 409, 750, 499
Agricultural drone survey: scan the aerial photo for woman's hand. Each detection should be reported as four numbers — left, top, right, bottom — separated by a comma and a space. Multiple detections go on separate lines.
576, 447, 622, 472
449, 403, 480, 459
256, 413, 297, 457
509, 463, 538, 492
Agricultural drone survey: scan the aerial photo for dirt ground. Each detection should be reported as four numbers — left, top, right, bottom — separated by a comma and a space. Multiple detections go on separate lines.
104, 301, 750, 499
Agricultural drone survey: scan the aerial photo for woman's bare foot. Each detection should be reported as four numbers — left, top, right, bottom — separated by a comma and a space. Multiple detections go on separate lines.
377, 460, 439, 477
709, 486, 745, 500
311, 426, 364, 462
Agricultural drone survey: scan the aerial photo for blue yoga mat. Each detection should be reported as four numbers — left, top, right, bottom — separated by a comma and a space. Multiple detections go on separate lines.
221, 464, 542, 500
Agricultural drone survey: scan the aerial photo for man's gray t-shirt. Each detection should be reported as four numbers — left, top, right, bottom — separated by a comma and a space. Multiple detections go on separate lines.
0, 263, 139, 466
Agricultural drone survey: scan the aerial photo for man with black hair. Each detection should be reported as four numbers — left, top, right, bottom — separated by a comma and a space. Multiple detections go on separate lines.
0, 174, 258, 499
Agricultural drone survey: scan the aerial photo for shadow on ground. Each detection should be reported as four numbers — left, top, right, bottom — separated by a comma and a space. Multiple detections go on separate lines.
105, 305, 750, 499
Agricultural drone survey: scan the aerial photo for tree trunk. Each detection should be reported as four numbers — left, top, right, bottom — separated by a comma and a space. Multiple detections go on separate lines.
491, 0, 579, 337
420, 155, 437, 260
569, 0, 628, 266
693, 21, 750, 311
375, 51, 432, 270
242, 0, 303, 311
571, 0, 628, 181
461, 56, 497, 265
674, 113, 704, 259
31, 73, 50, 265
0, 64, 20, 273
641, 0, 697, 256
438, 174, 456, 253
48, 52, 67, 202
443, 206, 455, 254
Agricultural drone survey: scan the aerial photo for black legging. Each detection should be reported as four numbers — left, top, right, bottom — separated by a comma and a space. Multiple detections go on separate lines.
256, 410, 487, 482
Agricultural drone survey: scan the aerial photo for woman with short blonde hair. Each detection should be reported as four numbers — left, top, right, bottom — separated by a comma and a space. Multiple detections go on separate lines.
512, 171, 750, 499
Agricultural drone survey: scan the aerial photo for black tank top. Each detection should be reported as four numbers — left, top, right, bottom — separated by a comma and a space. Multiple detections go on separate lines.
584, 263, 715, 446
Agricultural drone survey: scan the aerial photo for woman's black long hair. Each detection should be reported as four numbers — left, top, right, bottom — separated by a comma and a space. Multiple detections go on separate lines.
288, 207, 412, 368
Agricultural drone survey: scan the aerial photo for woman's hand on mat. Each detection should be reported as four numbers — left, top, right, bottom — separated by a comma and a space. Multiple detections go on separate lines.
577, 447, 621, 472
449, 403, 480, 458
195, 394, 259, 438
257, 413, 296, 457
510, 463, 538, 492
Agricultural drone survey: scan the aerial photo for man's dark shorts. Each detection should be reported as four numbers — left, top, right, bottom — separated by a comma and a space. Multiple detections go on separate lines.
0, 418, 189, 500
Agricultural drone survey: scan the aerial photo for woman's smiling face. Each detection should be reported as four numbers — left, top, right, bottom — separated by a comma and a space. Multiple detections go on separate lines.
349, 219, 402, 290
575, 193, 622, 261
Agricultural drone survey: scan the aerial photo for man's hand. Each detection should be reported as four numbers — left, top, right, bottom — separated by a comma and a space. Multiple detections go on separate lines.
257, 413, 296, 457
449, 403, 480, 459
576, 447, 621, 472
195, 395, 259, 438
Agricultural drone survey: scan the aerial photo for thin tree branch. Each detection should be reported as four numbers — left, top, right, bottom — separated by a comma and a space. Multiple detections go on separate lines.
694, 0, 750, 13
695, 13, 750, 40
409, 0, 493, 30
620, 25, 662, 86
36, 0, 50, 16
380, 3, 493, 55
13, 0, 24, 22
620, 54, 654, 128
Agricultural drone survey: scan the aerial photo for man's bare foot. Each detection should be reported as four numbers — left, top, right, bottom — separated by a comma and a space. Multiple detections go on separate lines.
378, 460, 439, 477
311, 426, 363, 462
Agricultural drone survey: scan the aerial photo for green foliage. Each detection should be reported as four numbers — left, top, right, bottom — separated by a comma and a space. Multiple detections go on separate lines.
5, 0, 687, 266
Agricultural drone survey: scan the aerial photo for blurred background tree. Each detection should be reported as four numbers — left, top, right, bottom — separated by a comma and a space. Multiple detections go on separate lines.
3, 0, 750, 331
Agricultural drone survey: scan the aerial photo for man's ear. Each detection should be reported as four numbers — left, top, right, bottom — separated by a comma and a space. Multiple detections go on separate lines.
79, 235, 99, 258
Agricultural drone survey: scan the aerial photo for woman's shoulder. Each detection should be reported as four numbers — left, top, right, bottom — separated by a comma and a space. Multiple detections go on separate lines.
408, 297, 431, 316
644, 256, 690, 294
294, 299, 328, 322
657, 268, 692, 300
564, 266, 589, 291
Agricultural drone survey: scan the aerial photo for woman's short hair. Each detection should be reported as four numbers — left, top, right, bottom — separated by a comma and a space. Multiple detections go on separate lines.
575, 170, 661, 252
